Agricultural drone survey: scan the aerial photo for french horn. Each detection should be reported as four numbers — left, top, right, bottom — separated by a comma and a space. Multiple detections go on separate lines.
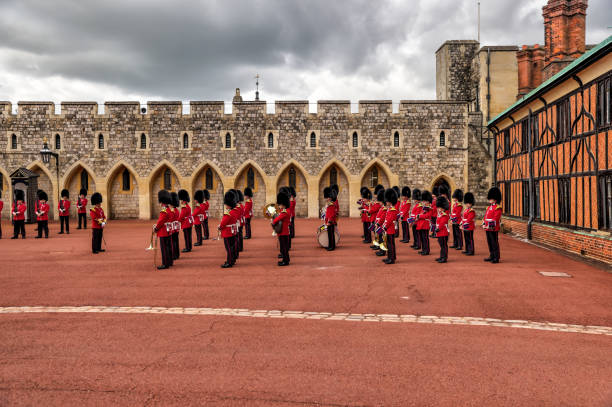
262, 203, 279, 219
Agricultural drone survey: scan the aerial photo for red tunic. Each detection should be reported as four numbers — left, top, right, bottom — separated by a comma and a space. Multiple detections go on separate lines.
155, 206, 172, 237
375, 207, 387, 225
77, 197, 88, 214
244, 199, 253, 219
58, 199, 71, 217
289, 199, 296, 218
436, 211, 450, 237
12, 203, 26, 221
368, 202, 381, 223
229, 207, 241, 230
201, 201, 210, 219
461, 208, 476, 231
399, 199, 411, 220
484, 204, 502, 232
272, 209, 291, 236
451, 201, 463, 224
409, 202, 422, 224
383, 207, 398, 235
37, 203, 50, 221
179, 204, 193, 229
219, 210, 238, 238
324, 203, 337, 225
90, 207, 106, 229
0, 200, 3, 214
239, 204, 245, 226
359, 200, 370, 223
192, 204, 202, 225
416, 205, 432, 230
431, 198, 437, 214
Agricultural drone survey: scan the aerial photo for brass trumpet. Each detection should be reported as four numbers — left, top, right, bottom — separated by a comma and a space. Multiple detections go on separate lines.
262, 202, 278, 219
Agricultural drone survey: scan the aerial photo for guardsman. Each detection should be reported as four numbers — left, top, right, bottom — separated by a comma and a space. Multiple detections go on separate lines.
450, 189, 464, 250
272, 191, 291, 266
178, 189, 193, 253
227, 190, 241, 261
202, 189, 210, 240
331, 184, 340, 221
153, 190, 173, 269
35, 190, 50, 239
170, 192, 180, 260
243, 187, 253, 239
279, 186, 292, 255
435, 196, 450, 263
461, 192, 476, 256
382, 188, 398, 264
219, 191, 238, 268
34, 189, 41, 232
373, 189, 388, 257
0, 190, 4, 239
58, 189, 71, 234
323, 187, 338, 251
289, 186, 297, 239
90, 192, 106, 254
367, 188, 382, 247
192, 190, 204, 247
429, 186, 438, 238
483, 187, 503, 263
409, 189, 422, 250
237, 189, 245, 252
77, 188, 88, 229
11, 190, 26, 239
416, 190, 433, 255
359, 187, 372, 243
399, 187, 411, 243
392, 186, 401, 238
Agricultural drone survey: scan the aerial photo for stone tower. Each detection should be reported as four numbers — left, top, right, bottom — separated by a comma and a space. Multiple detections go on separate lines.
435, 40, 480, 101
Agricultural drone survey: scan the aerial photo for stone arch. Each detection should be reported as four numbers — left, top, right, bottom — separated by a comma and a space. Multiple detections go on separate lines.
148, 161, 181, 219
234, 160, 267, 217
107, 161, 140, 219
429, 173, 456, 196
27, 161, 57, 219
317, 159, 350, 217
276, 160, 309, 217
0, 166, 11, 220
62, 161, 97, 217
359, 159, 392, 190
192, 161, 225, 219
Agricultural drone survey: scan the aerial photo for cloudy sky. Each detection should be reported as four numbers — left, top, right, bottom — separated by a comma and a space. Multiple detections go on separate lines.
0, 0, 610, 112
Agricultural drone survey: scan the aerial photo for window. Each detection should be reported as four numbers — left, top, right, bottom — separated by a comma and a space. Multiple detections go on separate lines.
80, 170, 88, 191
370, 166, 378, 188
504, 182, 511, 215
55, 134, 61, 150
310, 132, 317, 148
393, 131, 400, 147
532, 115, 540, 148
268, 133, 274, 148
288, 167, 296, 188
558, 177, 571, 224
439, 131, 445, 147
597, 76, 611, 127
329, 166, 337, 186
140, 133, 147, 149
225, 133, 232, 149
205, 168, 213, 190
521, 120, 528, 152
556, 98, 570, 140
352, 132, 358, 148
98, 134, 104, 149
503, 129, 510, 156
183, 133, 189, 149
247, 168, 255, 189
122, 169, 131, 191
11, 134, 17, 150
522, 181, 530, 217
598, 172, 612, 230
163, 169, 172, 190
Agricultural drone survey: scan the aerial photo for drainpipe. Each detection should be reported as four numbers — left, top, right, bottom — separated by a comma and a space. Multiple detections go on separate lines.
527, 109, 534, 240
485, 48, 491, 153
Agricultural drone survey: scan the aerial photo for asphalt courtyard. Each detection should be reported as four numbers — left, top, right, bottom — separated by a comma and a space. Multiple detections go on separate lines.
0, 218, 610, 406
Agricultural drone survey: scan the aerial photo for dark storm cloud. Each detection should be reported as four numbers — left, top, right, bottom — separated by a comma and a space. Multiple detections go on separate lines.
0, 0, 609, 103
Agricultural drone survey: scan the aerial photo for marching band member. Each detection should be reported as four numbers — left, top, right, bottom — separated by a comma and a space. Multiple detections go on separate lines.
331, 184, 340, 222
237, 189, 245, 252
58, 189, 71, 234
35, 190, 50, 239
272, 191, 291, 266
90, 192, 106, 254
178, 189, 193, 253
409, 189, 422, 250
243, 187, 253, 239
192, 190, 204, 247
170, 192, 180, 260
279, 187, 292, 254
11, 190, 26, 239
77, 188, 88, 229
0, 190, 3, 239
227, 190, 241, 260
483, 187, 503, 263
323, 187, 338, 251
359, 187, 372, 243
435, 196, 450, 263
153, 190, 173, 269
416, 190, 433, 255
399, 187, 411, 243
202, 189, 210, 240
373, 189, 388, 257
450, 189, 464, 250
219, 191, 238, 268
429, 186, 438, 238
34, 190, 41, 232
392, 186, 401, 238
366, 188, 382, 246
382, 188, 398, 264
461, 192, 476, 256
289, 186, 296, 239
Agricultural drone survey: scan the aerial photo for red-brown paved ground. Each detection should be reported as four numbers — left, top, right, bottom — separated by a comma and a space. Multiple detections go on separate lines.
0, 218, 611, 406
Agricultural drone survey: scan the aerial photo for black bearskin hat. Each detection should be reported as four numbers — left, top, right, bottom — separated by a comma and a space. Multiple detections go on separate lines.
376, 188, 385, 203
38, 190, 48, 201
361, 187, 371, 199
61, 189, 69, 198
421, 190, 433, 203
178, 189, 190, 203
91, 192, 103, 205
439, 185, 450, 199
412, 188, 421, 201
289, 186, 296, 198
464, 192, 475, 205
79, 188, 87, 196
385, 188, 398, 206
401, 186, 411, 198
487, 187, 502, 203
158, 190, 172, 205
432, 186, 439, 197
194, 190, 204, 204
279, 186, 290, 196
237, 189, 244, 202
452, 189, 464, 202
360, 186, 368, 196
224, 191, 237, 208
363, 189, 372, 200
436, 196, 450, 211
170, 192, 179, 207
323, 187, 332, 199
244, 187, 253, 198
277, 191, 290, 208
331, 184, 339, 193
374, 184, 384, 195
392, 186, 400, 198
14, 189, 25, 201
203, 189, 210, 200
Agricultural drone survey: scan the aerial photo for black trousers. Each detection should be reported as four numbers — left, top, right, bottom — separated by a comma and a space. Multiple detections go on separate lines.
233, 232, 240, 260
362, 222, 371, 243
238, 226, 243, 252
245, 218, 252, 238
419, 229, 429, 254
195, 224, 202, 245
172, 233, 180, 260
290, 217, 295, 238
430, 216, 437, 237
183, 227, 192, 251
279, 235, 290, 263
37, 220, 49, 238
327, 224, 336, 250
412, 224, 420, 249
78, 213, 87, 229
486, 231, 500, 261
452, 224, 463, 248
160, 236, 173, 267
401, 221, 410, 242
386, 234, 396, 262
92, 228, 103, 252
394, 223, 399, 238
288, 232, 292, 250
438, 236, 448, 260
223, 236, 235, 265
60, 216, 69, 233
13, 220, 25, 238
203, 218, 209, 239
463, 230, 474, 254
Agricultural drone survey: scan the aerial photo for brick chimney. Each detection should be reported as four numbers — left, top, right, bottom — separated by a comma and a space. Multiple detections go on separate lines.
517, 44, 546, 98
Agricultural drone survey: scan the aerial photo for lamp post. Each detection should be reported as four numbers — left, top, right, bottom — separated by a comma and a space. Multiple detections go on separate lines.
39, 137, 60, 219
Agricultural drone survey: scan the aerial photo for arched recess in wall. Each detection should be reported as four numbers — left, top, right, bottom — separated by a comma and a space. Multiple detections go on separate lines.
234, 161, 267, 218
148, 161, 181, 219
276, 160, 309, 217
0, 166, 11, 220
359, 159, 392, 190
27, 161, 57, 219
429, 173, 456, 197
191, 162, 225, 219
106, 161, 140, 220
62, 161, 97, 217
317, 159, 350, 217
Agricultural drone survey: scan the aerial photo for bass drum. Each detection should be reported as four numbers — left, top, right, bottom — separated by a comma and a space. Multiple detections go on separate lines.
316, 225, 340, 248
